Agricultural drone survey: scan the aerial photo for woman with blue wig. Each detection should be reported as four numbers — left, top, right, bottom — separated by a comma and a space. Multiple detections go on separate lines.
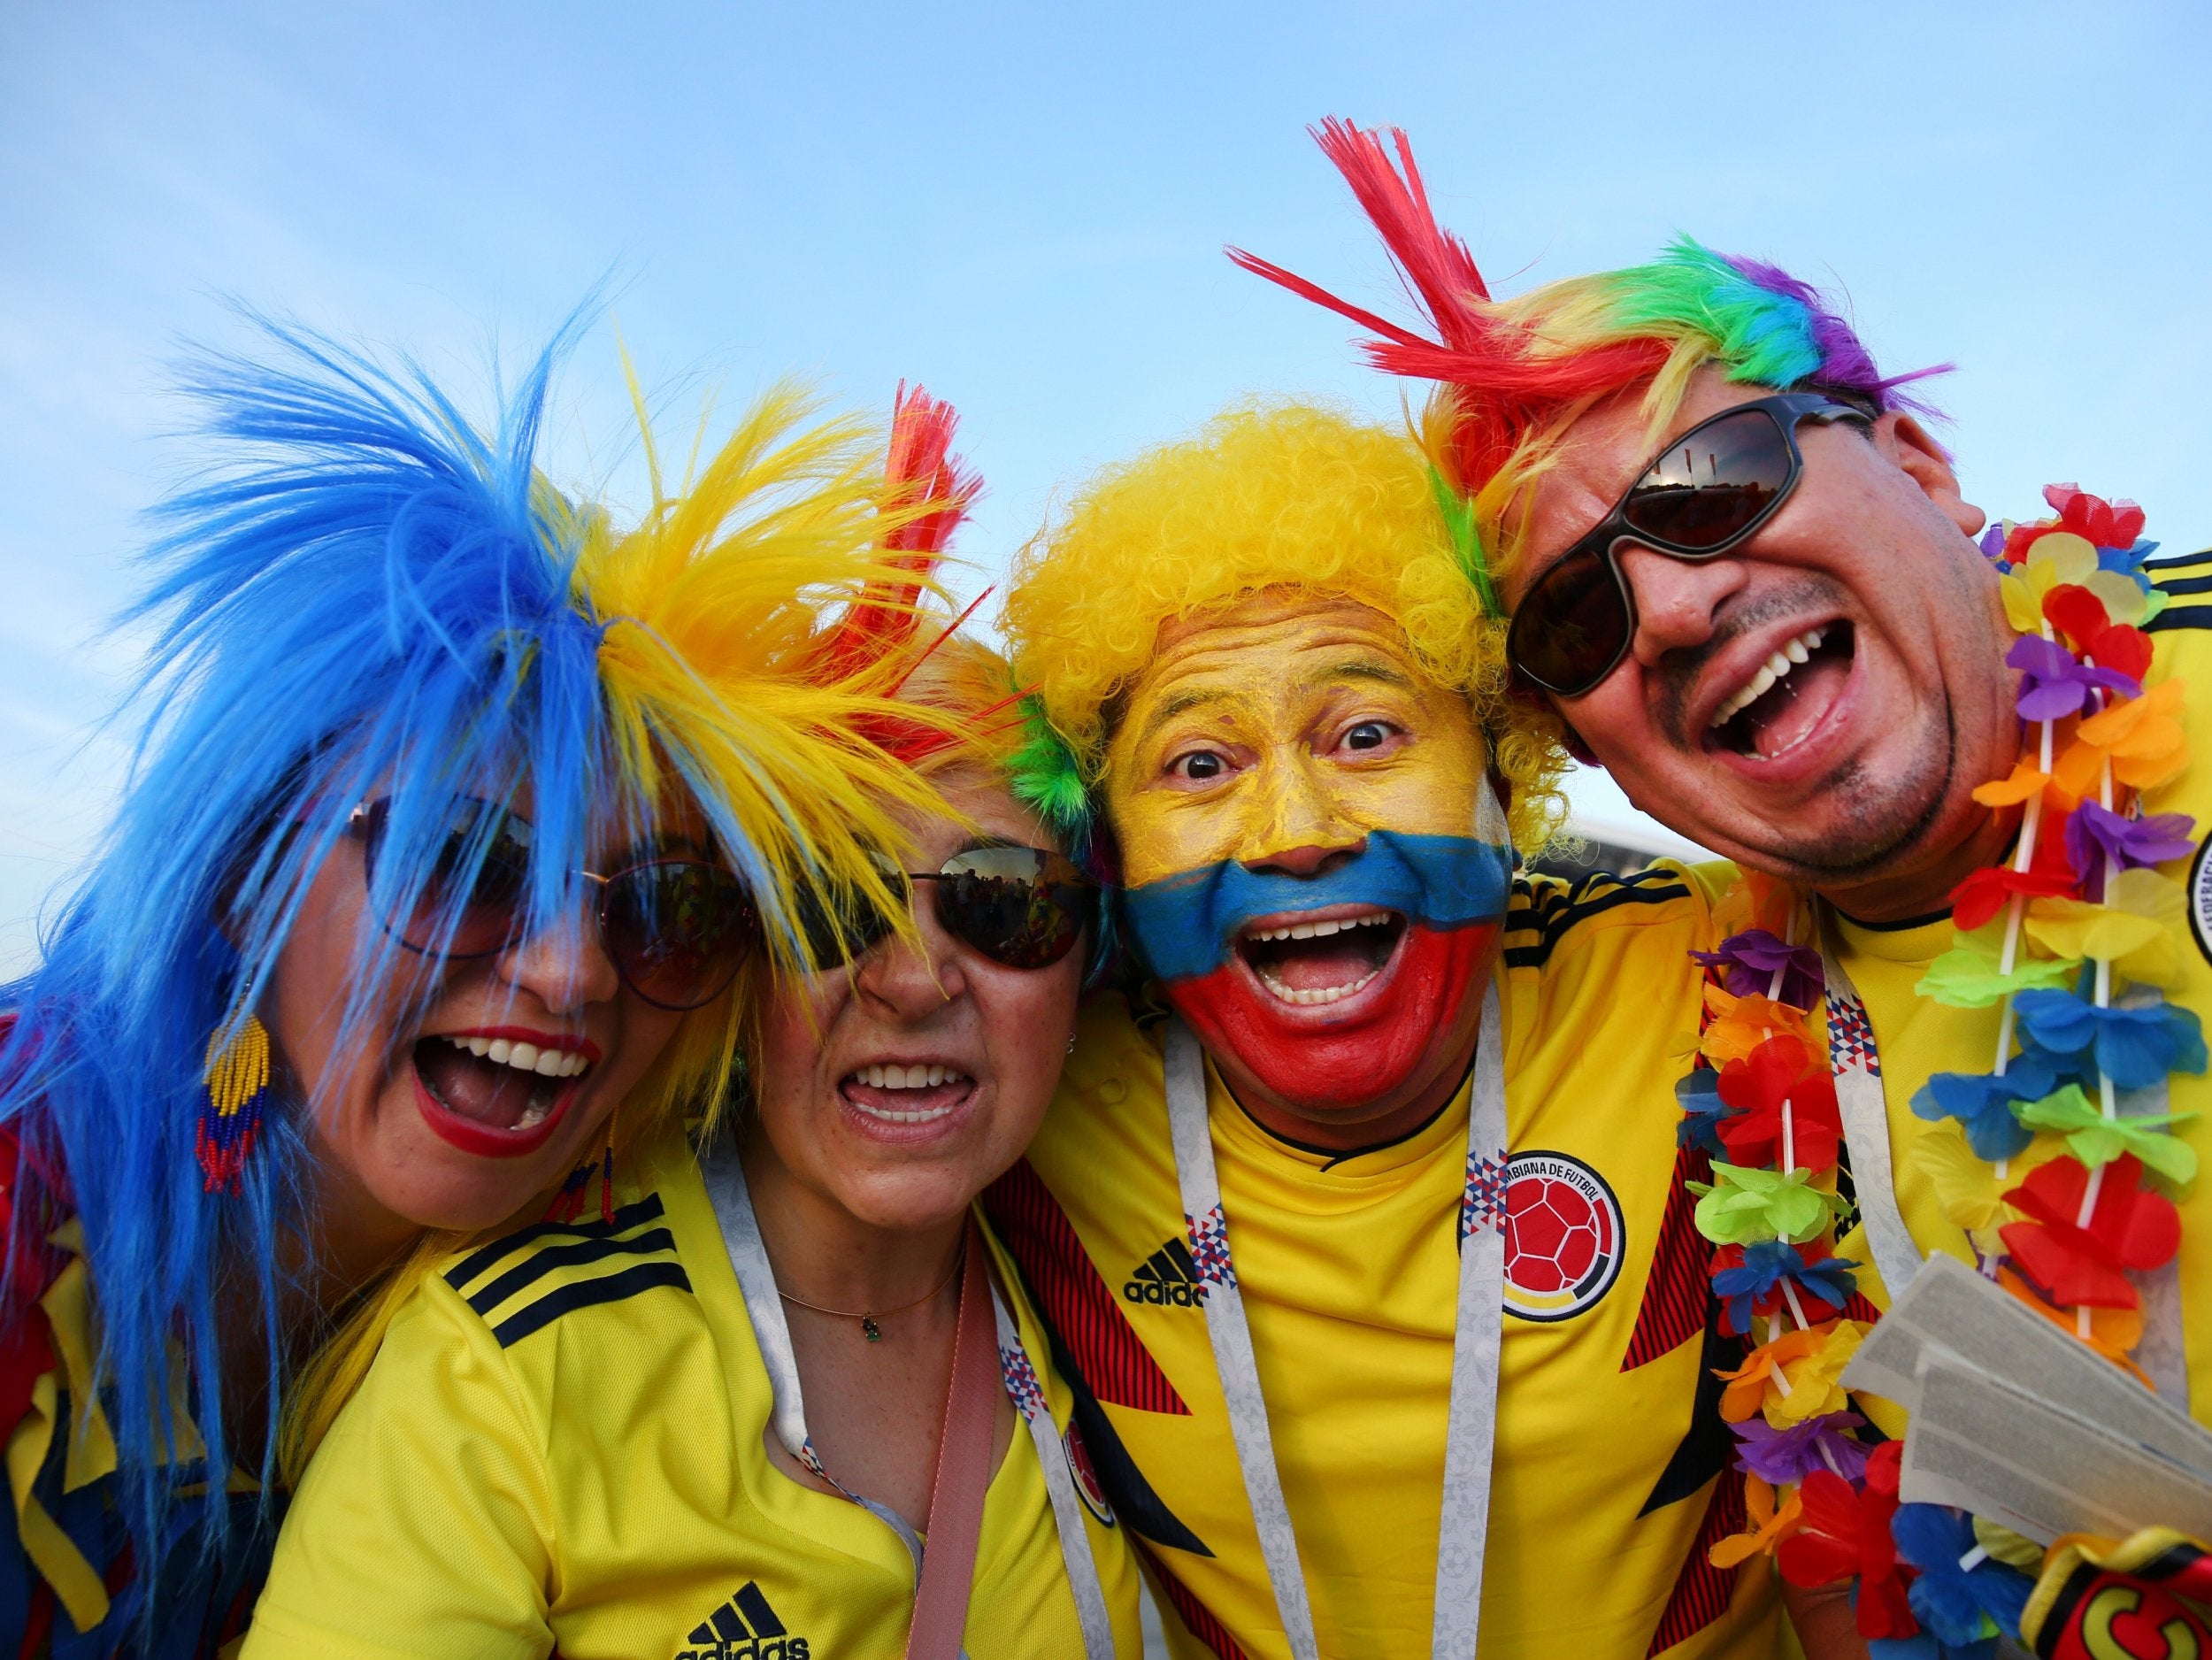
0, 321, 963, 1654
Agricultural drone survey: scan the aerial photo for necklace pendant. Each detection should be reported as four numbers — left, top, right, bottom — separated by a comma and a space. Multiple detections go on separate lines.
861, 1315, 881, 1343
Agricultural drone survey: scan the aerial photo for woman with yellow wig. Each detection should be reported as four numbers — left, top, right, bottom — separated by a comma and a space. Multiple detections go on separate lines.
245, 394, 1145, 1660
0, 316, 961, 1654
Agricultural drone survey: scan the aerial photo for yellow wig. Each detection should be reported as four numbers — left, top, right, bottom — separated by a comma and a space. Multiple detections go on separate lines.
1002, 403, 1567, 851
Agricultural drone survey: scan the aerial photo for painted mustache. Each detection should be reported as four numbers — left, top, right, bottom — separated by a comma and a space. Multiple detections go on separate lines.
1119, 829, 1511, 984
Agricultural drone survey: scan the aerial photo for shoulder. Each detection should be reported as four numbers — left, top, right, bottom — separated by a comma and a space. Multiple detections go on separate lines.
1503, 859, 1711, 973
2146, 547, 2212, 646
438, 1174, 697, 1355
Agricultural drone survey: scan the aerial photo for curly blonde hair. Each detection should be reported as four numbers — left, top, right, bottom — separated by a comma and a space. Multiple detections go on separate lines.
1002, 402, 1567, 850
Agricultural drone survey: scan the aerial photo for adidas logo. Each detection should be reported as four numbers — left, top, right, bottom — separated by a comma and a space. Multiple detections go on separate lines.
674, 1581, 810, 1660
1123, 1237, 1206, 1307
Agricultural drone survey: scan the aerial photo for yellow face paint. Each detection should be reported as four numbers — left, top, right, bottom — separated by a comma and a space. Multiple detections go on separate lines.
1103, 593, 1489, 886
1101, 590, 1507, 1129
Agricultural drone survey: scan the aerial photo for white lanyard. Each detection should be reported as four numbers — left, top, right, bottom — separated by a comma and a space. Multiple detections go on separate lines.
1817, 927, 2190, 1409
1161, 980, 1509, 1660
701, 1144, 1116, 1660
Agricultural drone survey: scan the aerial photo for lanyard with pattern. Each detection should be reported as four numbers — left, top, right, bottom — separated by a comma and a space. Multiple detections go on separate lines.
702, 1143, 1118, 1660
1160, 980, 1509, 1660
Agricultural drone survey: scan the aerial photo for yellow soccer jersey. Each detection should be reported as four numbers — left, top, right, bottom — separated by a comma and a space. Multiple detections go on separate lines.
243, 1133, 1143, 1660
986, 866, 1788, 1659
1799, 557, 2212, 1414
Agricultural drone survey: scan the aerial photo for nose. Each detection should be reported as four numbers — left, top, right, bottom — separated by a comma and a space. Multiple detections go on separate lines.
1616, 544, 1751, 668
851, 888, 967, 1017
495, 900, 622, 1014
1240, 752, 1368, 878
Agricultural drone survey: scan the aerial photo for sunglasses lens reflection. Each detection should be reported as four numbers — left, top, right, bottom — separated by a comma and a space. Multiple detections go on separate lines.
1621, 407, 1793, 549
1513, 542, 1632, 696
603, 861, 756, 1011
936, 847, 1092, 971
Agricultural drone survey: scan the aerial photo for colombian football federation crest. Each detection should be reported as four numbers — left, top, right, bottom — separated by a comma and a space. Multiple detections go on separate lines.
1500, 1150, 1624, 1323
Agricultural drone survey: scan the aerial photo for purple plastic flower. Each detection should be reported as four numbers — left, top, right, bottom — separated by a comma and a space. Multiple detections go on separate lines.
1690, 928, 1824, 1009
1731, 1410, 1870, 1486
2007, 634, 2141, 722
2064, 801, 2197, 893
1978, 524, 2009, 565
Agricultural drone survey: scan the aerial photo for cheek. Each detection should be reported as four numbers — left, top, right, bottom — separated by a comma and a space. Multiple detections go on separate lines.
980, 969, 1081, 1132
1104, 786, 1244, 887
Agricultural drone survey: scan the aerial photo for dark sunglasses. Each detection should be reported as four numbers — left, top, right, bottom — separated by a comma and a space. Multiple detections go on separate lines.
1506, 392, 1873, 698
349, 797, 757, 1011
801, 845, 1096, 972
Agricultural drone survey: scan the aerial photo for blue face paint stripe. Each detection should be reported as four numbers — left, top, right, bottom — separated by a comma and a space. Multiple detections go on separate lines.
1119, 830, 1512, 984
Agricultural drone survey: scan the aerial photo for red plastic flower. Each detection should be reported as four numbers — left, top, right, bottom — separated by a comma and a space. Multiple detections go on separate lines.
2000, 1151, 2181, 1309
1950, 865, 2078, 932
1776, 1442, 1917, 1639
2047, 484, 2147, 553
1717, 1035, 1841, 1172
2043, 585, 2154, 680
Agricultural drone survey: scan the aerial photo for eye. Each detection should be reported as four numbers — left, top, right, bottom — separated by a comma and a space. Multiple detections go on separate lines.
1167, 749, 1229, 782
1340, 721, 1395, 753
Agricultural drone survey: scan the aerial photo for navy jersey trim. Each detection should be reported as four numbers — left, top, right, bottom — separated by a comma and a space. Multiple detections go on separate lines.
463, 1227, 680, 1318
488, 1260, 694, 1348
2147, 604, 2212, 635
443, 1193, 668, 1291
1504, 869, 1692, 970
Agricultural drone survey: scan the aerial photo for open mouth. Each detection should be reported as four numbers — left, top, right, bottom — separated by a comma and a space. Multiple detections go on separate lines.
1236, 907, 1405, 1006
414, 1033, 595, 1137
840, 1062, 976, 1126
1707, 621, 1855, 762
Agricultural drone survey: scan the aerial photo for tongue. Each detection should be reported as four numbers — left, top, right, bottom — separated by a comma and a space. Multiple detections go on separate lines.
417, 1044, 546, 1130
1270, 937, 1380, 994
1751, 653, 1850, 758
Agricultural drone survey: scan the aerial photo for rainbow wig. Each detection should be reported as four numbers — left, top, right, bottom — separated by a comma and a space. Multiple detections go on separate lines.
1002, 402, 1567, 856
1231, 119, 1947, 575
0, 320, 961, 1626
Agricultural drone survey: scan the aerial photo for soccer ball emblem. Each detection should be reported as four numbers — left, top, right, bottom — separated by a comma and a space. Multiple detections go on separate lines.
1500, 1151, 1624, 1323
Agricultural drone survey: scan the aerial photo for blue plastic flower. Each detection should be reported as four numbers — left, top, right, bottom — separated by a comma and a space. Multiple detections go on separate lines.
1911, 1062, 2055, 1161
2013, 989, 2208, 1089
1675, 1066, 1728, 1157
1891, 1505, 2032, 1646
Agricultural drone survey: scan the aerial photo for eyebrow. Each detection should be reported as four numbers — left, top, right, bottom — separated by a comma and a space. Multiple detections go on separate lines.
633, 826, 713, 863
1134, 686, 1231, 748
1325, 657, 1414, 689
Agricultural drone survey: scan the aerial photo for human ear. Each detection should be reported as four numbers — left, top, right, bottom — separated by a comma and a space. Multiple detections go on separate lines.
1873, 412, 1986, 539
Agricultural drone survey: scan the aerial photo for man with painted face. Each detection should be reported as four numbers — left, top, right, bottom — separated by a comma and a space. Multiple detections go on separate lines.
1248, 120, 2212, 1655
993, 406, 1794, 1657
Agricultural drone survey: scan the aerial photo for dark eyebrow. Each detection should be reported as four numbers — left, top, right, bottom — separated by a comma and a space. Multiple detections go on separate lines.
1326, 657, 1414, 689
1135, 687, 1230, 748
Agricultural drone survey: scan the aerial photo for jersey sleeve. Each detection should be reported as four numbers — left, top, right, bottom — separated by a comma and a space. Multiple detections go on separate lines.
241, 1277, 557, 1660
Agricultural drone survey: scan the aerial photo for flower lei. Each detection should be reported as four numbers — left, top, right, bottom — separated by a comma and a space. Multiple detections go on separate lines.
1686, 485, 2207, 1656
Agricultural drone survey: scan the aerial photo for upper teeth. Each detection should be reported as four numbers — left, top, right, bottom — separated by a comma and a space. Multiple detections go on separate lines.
856, 1063, 968, 1090
1709, 626, 1829, 728
1244, 910, 1393, 944
442, 1035, 590, 1079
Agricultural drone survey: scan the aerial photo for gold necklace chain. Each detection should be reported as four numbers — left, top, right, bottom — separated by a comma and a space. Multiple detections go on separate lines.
777, 1241, 965, 1342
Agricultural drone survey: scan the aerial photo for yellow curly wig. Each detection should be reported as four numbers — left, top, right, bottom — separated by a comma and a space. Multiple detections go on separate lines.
1002, 402, 1567, 849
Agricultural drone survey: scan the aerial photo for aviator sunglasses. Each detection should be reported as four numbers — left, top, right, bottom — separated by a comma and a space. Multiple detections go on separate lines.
801, 845, 1097, 972
1506, 392, 1873, 698
349, 796, 756, 1011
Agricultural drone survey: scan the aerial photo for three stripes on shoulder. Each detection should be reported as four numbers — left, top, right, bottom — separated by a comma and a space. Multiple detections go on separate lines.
445, 1194, 691, 1348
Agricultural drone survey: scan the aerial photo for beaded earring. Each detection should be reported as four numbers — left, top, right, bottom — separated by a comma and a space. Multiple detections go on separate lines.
198, 1011, 271, 1194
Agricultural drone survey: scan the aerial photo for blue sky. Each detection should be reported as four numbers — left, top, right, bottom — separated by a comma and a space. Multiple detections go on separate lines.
3, 0, 2207, 971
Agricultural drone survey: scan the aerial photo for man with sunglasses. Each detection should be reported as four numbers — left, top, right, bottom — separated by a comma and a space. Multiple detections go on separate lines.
1247, 119, 2212, 1653
995, 403, 1792, 1658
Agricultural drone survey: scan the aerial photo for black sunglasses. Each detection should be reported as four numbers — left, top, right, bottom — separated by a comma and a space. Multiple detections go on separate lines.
349, 796, 757, 1011
800, 845, 1096, 972
1505, 392, 1873, 698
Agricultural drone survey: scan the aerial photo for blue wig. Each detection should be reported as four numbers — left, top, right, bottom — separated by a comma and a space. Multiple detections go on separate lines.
0, 315, 960, 1627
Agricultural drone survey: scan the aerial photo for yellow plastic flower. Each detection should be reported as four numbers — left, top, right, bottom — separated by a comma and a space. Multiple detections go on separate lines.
2024, 869, 2190, 987
1911, 1120, 2063, 1256
2000, 534, 2098, 633
1717, 1319, 1867, 1426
